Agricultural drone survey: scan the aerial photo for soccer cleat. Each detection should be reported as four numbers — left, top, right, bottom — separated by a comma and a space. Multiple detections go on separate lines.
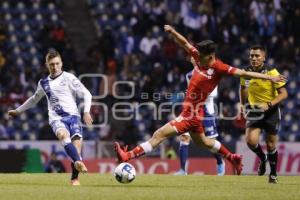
71, 178, 80, 186
258, 158, 267, 176
228, 154, 243, 175
114, 142, 130, 163
174, 169, 187, 175
269, 175, 278, 184
74, 161, 88, 173
217, 160, 225, 176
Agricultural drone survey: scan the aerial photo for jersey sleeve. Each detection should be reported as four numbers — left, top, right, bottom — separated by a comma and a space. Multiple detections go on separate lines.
16, 81, 45, 113
67, 73, 92, 113
188, 46, 200, 64
214, 61, 237, 75
269, 69, 286, 88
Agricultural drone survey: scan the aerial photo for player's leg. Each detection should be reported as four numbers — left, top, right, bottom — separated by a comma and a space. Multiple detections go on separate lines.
68, 116, 87, 174
203, 111, 225, 176
266, 133, 278, 184
51, 120, 82, 165
174, 133, 191, 175
115, 123, 177, 162
56, 129, 84, 167
264, 107, 280, 183
245, 127, 267, 175
214, 151, 225, 176
210, 137, 225, 176
189, 132, 243, 175
70, 136, 82, 186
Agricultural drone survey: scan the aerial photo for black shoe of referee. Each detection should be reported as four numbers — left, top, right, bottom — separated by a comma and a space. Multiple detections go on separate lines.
258, 158, 267, 176
269, 174, 278, 184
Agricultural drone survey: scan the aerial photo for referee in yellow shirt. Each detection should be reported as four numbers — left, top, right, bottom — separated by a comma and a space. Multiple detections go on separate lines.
239, 45, 288, 184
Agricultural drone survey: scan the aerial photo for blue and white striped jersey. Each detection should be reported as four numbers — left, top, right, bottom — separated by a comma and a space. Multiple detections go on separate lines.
16, 71, 92, 123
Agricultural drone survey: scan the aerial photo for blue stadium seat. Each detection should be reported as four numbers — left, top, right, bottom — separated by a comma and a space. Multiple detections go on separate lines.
287, 80, 297, 95
20, 13, 27, 22
285, 100, 295, 112
1, 1, 9, 10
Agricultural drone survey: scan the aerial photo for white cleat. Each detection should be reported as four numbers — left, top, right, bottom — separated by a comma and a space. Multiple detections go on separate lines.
174, 169, 187, 175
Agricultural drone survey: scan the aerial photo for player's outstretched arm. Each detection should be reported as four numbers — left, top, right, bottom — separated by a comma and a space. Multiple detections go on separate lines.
7, 110, 20, 118
7, 82, 45, 118
7, 95, 43, 118
234, 69, 287, 83
164, 25, 194, 52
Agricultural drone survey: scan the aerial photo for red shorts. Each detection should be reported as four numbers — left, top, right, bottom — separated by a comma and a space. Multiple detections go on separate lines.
169, 109, 205, 135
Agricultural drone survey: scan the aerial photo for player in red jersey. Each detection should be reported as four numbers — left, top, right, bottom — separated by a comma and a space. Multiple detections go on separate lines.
114, 25, 286, 175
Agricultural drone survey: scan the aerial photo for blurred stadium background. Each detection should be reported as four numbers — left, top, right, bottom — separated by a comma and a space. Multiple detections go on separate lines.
0, 0, 299, 175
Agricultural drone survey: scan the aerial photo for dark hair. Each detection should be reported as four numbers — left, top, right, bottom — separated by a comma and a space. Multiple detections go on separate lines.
250, 45, 267, 53
46, 48, 61, 62
196, 40, 217, 55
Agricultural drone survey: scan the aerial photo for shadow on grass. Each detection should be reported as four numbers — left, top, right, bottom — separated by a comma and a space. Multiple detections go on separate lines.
0, 181, 193, 189
84, 184, 192, 188
0, 182, 65, 187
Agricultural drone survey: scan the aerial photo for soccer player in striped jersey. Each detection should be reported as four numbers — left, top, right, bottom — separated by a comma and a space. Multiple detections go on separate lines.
240, 45, 288, 183
8, 49, 93, 186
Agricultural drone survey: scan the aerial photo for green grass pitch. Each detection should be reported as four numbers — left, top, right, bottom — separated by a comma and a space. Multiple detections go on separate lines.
0, 174, 299, 200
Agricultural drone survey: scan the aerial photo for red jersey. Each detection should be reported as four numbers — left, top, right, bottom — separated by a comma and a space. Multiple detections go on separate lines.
183, 47, 237, 112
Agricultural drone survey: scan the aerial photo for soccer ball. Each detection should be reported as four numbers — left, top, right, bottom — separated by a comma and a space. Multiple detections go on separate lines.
114, 162, 136, 184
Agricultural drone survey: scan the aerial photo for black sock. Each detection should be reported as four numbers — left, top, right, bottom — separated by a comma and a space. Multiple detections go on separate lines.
267, 150, 278, 176
247, 143, 266, 161
71, 162, 79, 180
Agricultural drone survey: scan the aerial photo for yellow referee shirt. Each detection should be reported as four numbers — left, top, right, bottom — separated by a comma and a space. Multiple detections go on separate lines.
240, 66, 286, 105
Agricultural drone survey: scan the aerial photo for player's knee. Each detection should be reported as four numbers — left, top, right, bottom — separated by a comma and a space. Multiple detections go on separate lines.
56, 131, 67, 140
266, 141, 276, 152
245, 136, 257, 146
180, 135, 191, 143
56, 130, 70, 145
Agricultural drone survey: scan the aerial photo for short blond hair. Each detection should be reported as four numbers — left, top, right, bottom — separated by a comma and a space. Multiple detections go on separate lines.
46, 48, 61, 63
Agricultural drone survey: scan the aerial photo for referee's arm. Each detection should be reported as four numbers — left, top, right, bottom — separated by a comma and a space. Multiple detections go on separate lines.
270, 87, 288, 107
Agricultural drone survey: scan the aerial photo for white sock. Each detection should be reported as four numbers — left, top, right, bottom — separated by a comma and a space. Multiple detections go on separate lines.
210, 140, 221, 154
140, 141, 153, 154
180, 141, 190, 146
61, 137, 71, 146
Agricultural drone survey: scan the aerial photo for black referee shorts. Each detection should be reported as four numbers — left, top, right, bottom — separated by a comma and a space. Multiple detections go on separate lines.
245, 105, 281, 134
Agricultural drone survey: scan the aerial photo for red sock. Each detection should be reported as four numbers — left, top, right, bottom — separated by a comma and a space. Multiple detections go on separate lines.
218, 144, 232, 159
129, 145, 145, 159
